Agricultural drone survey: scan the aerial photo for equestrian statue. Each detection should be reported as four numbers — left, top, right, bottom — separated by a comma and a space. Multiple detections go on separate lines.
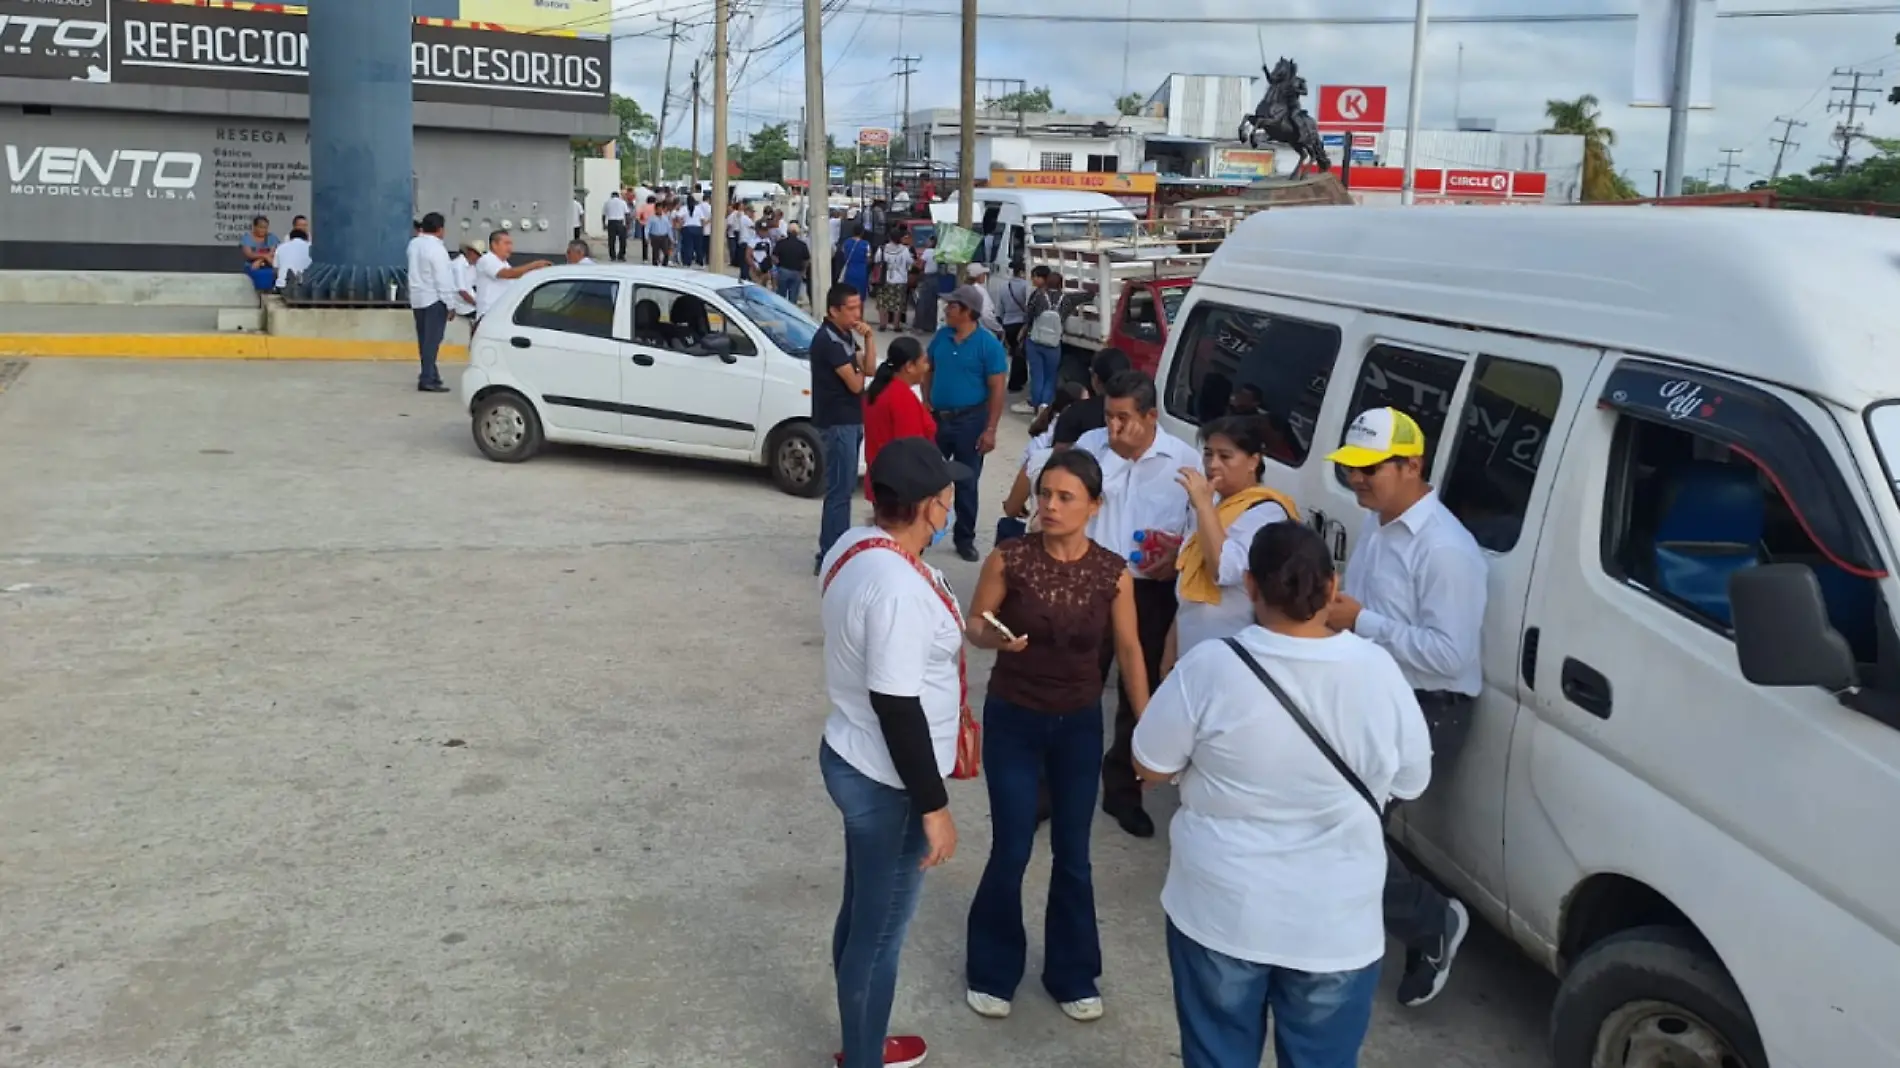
1237, 57, 1331, 176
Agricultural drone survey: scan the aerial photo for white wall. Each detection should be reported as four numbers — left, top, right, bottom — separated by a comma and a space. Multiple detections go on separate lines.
1381, 129, 1587, 204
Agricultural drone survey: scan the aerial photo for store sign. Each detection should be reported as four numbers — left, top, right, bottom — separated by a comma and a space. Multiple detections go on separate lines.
4, 144, 202, 199
1317, 85, 1388, 131
0, 0, 111, 82
989, 169, 1157, 195
857, 127, 891, 148
1346, 166, 1549, 200
1212, 148, 1276, 181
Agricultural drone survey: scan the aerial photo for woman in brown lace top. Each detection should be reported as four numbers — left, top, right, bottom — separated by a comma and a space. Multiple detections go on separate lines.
960, 449, 1151, 1025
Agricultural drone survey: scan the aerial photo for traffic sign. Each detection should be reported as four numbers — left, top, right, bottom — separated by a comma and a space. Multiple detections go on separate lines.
1317, 85, 1388, 131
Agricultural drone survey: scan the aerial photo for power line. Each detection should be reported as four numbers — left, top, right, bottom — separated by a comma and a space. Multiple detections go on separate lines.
1827, 66, 1884, 175
1768, 116, 1807, 180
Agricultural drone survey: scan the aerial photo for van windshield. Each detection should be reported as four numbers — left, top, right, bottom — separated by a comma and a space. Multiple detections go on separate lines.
1867, 403, 1900, 505
1031, 218, 1137, 243
722, 283, 818, 356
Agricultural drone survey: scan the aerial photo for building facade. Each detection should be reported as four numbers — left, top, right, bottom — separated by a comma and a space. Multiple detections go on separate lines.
0, 0, 614, 271
1141, 74, 1258, 141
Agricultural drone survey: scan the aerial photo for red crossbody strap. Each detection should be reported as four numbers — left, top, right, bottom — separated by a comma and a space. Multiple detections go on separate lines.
823, 537, 963, 627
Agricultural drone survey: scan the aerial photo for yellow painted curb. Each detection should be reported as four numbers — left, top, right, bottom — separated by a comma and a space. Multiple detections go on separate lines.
0, 334, 471, 362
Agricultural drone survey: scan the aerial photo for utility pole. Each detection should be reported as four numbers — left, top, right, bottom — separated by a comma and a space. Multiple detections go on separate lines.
958, 0, 976, 231
1768, 116, 1805, 181
1400, 0, 1429, 205
1662, 0, 1696, 196
804, 0, 831, 302
654, 19, 681, 185
691, 61, 702, 188
893, 55, 921, 157
1828, 67, 1881, 177
1717, 147, 1742, 189
710, 0, 730, 273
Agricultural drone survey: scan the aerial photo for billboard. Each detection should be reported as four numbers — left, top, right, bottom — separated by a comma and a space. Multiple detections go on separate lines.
1211, 148, 1275, 181
0, 1, 611, 112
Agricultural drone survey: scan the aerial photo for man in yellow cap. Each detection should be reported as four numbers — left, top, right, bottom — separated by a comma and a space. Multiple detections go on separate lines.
1324, 406, 1488, 1009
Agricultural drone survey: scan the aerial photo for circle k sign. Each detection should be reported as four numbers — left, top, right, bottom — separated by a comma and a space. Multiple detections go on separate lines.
1318, 85, 1388, 131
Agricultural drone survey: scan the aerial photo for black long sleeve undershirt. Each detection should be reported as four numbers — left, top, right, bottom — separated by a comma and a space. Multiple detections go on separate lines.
868, 690, 949, 814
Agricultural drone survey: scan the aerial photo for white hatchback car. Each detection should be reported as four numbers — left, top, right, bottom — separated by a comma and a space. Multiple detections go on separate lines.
459, 264, 828, 496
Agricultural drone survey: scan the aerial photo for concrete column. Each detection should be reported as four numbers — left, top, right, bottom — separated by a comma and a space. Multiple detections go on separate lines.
303, 0, 414, 300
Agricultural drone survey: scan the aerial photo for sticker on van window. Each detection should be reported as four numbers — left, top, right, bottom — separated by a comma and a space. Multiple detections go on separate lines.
1660, 379, 1723, 422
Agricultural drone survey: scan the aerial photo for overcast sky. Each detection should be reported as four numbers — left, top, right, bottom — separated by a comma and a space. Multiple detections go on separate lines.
608, 0, 1900, 186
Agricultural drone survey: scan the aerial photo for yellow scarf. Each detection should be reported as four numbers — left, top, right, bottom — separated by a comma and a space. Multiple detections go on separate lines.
1176, 486, 1301, 605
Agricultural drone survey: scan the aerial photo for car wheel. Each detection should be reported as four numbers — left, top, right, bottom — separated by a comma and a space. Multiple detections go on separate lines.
768, 422, 824, 498
471, 391, 543, 463
1551, 926, 1767, 1068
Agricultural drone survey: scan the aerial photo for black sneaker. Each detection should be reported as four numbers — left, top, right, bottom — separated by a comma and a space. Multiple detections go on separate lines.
955, 542, 980, 563
1103, 801, 1155, 838
1397, 899, 1470, 1007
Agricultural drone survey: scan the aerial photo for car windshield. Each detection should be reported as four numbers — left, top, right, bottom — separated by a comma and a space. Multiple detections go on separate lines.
1031, 218, 1138, 243
722, 283, 819, 355
1160, 288, 1187, 325
1867, 403, 1900, 506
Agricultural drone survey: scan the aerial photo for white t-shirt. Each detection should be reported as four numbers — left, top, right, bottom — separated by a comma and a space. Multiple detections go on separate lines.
274, 236, 312, 288
571, 199, 583, 230
1132, 626, 1433, 972
880, 243, 912, 286
819, 527, 965, 789
692, 201, 713, 227
920, 247, 937, 275
474, 252, 513, 319
603, 196, 630, 223
450, 256, 478, 316
1175, 498, 1290, 653
726, 210, 745, 237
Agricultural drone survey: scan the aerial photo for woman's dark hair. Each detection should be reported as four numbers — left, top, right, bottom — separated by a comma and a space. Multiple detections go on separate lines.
1028, 380, 1087, 437
873, 498, 923, 526
865, 336, 925, 405
1036, 447, 1104, 500
1201, 414, 1274, 482
251, 215, 269, 227
1247, 521, 1335, 623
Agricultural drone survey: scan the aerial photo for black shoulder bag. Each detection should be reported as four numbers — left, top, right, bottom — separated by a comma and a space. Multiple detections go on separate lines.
1221, 637, 1384, 818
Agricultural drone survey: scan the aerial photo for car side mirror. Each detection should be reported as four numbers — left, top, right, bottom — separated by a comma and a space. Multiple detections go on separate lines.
692, 332, 738, 363
1730, 564, 1859, 690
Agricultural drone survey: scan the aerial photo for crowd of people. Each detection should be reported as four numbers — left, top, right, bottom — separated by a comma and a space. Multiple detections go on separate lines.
814, 322, 1488, 1067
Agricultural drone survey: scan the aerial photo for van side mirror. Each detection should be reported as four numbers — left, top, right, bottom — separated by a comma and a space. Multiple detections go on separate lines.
1730, 564, 1858, 690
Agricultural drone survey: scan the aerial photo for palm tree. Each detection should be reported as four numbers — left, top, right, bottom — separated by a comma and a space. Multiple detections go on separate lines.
1543, 94, 1637, 201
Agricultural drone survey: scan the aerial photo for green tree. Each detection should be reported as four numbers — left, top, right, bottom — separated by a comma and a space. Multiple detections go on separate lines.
738, 123, 799, 182
1681, 176, 1733, 195
1775, 137, 1900, 202
1114, 92, 1144, 116
611, 94, 656, 175
1542, 93, 1638, 202
988, 86, 1055, 113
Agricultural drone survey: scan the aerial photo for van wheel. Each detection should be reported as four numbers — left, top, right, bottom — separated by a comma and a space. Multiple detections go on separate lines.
472, 391, 543, 463
1551, 926, 1767, 1068
768, 422, 825, 498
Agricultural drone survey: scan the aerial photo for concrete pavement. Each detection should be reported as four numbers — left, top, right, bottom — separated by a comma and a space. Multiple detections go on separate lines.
0, 359, 1557, 1068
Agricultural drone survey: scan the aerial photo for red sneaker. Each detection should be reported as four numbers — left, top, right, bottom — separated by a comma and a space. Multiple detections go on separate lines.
832, 1035, 927, 1068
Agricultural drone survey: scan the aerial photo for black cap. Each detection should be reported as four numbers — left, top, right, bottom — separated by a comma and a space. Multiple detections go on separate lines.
869, 437, 972, 506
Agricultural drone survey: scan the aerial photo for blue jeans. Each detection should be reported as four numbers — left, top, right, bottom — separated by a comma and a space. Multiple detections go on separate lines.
818, 423, 864, 563
822, 742, 929, 1068
776, 267, 805, 305
1165, 920, 1379, 1068
1025, 340, 1062, 409
933, 406, 987, 550
412, 302, 448, 387
966, 696, 1104, 1003
679, 225, 703, 266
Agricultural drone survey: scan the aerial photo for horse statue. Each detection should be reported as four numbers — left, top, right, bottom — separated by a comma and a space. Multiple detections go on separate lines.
1237, 57, 1332, 176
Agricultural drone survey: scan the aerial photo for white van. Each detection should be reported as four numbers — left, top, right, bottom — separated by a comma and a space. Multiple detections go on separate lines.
930, 189, 1140, 269
1154, 206, 1900, 1068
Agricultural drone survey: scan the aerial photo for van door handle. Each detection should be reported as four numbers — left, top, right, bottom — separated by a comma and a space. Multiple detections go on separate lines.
1560, 657, 1612, 719
1521, 627, 1540, 690
630, 353, 655, 367
510, 336, 531, 349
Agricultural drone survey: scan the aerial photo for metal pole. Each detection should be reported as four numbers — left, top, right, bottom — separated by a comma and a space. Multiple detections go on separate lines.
958, 0, 977, 231
1663, 0, 1696, 196
710, 0, 730, 273
1400, 0, 1429, 205
804, 0, 832, 303
691, 62, 702, 189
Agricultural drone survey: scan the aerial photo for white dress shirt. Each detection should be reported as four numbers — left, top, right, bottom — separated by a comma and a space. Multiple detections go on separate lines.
1078, 426, 1202, 571
603, 196, 630, 224
405, 233, 457, 310
474, 251, 513, 320
450, 256, 478, 316
274, 236, 312, 288
1341, 490, 1488, 696
571, 199, 583, 230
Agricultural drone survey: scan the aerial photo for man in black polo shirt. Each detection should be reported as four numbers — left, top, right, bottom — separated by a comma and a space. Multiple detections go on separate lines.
1052, 347, 1133, 446
774, 223, 812, 306
811, 283, 879, 574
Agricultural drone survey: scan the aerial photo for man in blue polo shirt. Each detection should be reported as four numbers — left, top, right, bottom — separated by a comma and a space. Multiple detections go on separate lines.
927, 285, 1008, 561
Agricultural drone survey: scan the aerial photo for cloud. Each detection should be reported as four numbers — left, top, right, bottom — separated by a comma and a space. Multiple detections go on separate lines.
611, 0, 1900, 185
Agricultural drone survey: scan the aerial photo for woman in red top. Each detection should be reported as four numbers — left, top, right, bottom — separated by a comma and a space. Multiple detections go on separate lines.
862, 337, 936, 499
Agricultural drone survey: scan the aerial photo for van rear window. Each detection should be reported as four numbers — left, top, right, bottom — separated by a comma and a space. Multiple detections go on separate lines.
1164, 302, 1342, 466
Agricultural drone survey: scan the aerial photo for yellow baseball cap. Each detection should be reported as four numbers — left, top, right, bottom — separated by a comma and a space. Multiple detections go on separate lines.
1326, 407, 1426, 467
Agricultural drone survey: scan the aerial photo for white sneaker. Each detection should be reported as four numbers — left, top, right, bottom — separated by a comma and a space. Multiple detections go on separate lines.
1010, 401, 1036, 415
965, 990, 1012, 1019
1059, 997, 1104, 1022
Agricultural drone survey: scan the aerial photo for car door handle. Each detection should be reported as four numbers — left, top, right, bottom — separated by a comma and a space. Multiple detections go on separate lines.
510, 336, 531, 349
630, 353, 655, 366
1560, 657, 1613, 719
1521, 627, 1540, 691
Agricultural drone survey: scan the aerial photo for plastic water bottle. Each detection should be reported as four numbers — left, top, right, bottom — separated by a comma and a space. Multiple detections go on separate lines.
1129, 529, 1150, 566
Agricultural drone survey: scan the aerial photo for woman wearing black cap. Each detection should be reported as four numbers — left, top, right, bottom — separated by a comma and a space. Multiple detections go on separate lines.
818, 436, 973, 1068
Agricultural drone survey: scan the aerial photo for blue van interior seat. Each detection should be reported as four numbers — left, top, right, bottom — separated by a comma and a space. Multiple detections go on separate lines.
1652, 462, 1766, 627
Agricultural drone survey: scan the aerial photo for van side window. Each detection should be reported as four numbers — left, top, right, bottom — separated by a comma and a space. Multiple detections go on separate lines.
1602, 416, 1885, 667
1163, 302, 1341, 465
1332, 343, 1465, 485
1439, 356, 1564, 553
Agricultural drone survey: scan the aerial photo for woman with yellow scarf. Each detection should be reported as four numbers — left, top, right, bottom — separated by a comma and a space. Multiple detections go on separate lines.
1163, 416, 1301, 676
